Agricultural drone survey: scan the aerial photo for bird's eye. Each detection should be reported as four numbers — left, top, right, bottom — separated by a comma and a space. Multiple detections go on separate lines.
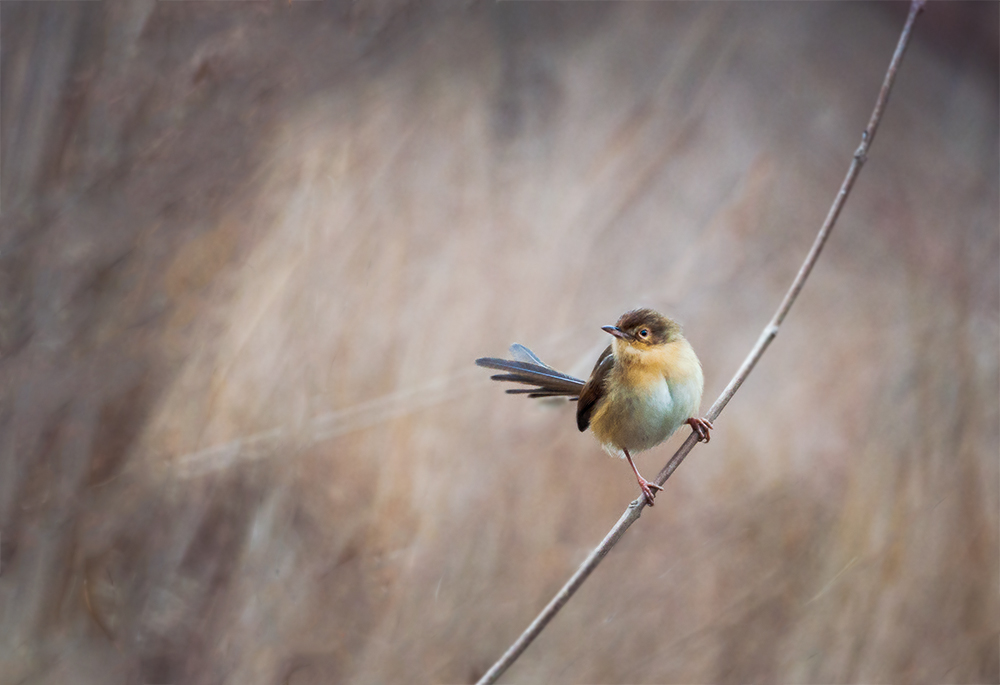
639, 329, 649, 338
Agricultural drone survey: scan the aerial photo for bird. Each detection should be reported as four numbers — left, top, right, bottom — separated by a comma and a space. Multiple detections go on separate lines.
476, 308, 712, 506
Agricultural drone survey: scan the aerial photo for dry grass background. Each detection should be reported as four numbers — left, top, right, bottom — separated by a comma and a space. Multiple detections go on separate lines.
1, 2, 997, 684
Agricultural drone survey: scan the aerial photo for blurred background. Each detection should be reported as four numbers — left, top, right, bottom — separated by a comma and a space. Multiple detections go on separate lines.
1, 2, 997, 683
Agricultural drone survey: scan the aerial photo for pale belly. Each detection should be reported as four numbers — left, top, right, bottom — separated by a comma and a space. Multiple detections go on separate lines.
591, 376, 700, 455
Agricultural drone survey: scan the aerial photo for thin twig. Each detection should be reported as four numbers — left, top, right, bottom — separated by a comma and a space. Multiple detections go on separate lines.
476, 3, 924, 683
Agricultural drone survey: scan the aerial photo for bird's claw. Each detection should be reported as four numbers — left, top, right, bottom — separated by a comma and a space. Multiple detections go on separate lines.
687, 417, 713, 442
637, 477, 663, 506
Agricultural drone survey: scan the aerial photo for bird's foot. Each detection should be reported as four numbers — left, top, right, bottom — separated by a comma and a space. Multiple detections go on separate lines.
687, 417, 714, 442
637, 477, 664, 506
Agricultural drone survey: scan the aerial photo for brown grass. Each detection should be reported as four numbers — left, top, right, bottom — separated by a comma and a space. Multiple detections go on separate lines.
1, 2, 997, 684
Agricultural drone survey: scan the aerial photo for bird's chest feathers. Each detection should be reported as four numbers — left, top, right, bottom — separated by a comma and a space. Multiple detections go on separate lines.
593, 342, 702, 453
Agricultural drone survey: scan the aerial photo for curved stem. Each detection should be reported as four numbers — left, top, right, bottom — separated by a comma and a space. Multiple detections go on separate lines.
476, 3, 924, 683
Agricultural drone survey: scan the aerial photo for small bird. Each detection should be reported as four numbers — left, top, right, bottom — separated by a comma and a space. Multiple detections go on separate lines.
476, 308, 712, 506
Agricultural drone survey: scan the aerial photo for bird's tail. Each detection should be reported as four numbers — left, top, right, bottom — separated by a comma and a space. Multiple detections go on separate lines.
475, 344, 586, 399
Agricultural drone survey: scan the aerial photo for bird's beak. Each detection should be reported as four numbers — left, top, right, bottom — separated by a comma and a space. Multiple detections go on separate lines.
602, 325, 632, 341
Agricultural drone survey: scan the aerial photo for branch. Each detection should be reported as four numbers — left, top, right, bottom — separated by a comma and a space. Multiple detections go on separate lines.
476, 3, 925, 683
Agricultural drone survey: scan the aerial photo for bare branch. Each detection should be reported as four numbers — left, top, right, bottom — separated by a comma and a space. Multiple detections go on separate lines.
476, 3, 925, 683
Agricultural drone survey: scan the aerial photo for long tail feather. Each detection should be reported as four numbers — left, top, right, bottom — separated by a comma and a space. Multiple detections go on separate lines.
508, 343, 548, 366
476, 346, 585, 399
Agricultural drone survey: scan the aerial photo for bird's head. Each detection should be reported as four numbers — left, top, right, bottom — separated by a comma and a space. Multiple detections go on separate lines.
602, 308, 682, 359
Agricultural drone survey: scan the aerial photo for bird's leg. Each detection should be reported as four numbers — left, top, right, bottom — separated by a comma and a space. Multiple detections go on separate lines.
687, 417, 714, 442
624, 448, 662, 506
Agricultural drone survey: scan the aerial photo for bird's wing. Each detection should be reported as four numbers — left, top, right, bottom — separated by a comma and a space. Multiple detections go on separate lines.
576, 344, 614, 432
476, 347, 586, 399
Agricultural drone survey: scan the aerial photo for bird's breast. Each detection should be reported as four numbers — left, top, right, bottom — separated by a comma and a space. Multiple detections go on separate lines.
590, 342, 703, 455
